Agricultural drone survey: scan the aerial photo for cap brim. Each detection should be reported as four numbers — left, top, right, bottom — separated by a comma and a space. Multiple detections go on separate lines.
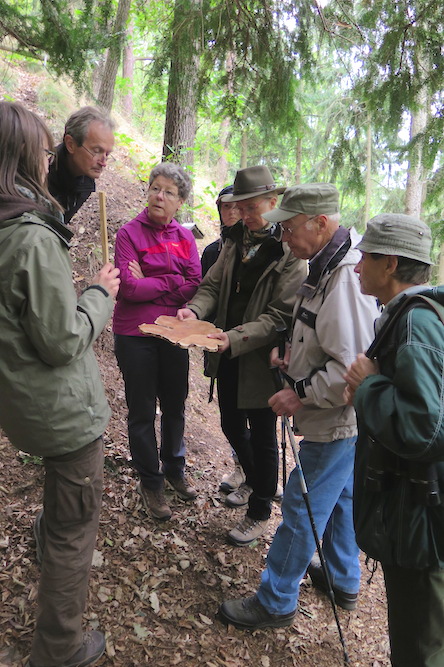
221, 187, 286, 203
262, 207, 297, 223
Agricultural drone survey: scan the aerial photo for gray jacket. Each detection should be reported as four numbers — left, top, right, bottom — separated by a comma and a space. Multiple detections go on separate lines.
288, 229, 380, 441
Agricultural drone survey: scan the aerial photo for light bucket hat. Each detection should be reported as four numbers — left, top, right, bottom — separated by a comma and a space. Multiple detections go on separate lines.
356, 213, 433, 265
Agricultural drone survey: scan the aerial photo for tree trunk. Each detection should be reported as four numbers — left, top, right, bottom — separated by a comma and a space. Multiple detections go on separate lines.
363, 117, 372, 227
215, 52, 234, 189
162, 0, 201, 222
240, 131, 248, 168
405, 104, 428, 217
97, 0, 132, 111
294, 136, 302, 184
122, 19, 134, 116
405, 42, 429, 218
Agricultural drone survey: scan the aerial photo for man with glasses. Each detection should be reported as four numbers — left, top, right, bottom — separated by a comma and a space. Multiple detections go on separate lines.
219, 183, 379, 629
48, 106, 115, 224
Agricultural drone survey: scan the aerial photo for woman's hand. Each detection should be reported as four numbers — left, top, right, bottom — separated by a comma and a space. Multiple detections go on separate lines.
128, 260, 144, 280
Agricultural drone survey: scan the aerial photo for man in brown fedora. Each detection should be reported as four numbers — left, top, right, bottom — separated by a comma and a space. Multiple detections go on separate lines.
178, 165, 307, 546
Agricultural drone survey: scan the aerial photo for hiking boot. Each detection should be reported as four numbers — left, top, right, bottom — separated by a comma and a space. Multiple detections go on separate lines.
219, 462, 246, 493
307, 561, 358, 611
33, 508, 45, 565
225, 483, 252, 508
227, 516, 268, 546
218, 594, 296, 630
26, 630, 105, 667
137, 481, 172, 520
166, 475, 197, 500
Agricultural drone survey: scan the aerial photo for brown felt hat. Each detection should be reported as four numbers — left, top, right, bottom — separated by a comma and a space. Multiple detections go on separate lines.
220, 165, 285, 202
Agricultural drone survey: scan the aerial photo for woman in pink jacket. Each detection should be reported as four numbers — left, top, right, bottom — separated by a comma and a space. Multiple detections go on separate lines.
113, 163, 201, 521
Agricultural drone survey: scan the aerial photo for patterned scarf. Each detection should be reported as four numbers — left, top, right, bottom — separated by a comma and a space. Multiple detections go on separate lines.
241, 221, 281, 263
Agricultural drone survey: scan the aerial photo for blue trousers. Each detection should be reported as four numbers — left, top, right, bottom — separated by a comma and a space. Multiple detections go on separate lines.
115, 335, 188, 489
257, 437, 360, 614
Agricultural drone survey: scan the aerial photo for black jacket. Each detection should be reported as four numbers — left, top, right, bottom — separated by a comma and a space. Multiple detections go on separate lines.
48, 144, 95, 224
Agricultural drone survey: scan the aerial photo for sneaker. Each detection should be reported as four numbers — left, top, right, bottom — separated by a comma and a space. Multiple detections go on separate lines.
227, 516, 268, 546
136, 481, 172, 520
166, 475, 197, 500
26, 630, 105, 667
307, 561, 358, 611
219, 462, 246, 493
218, 594, 296, 630
225, 483, 252, 508
33, 509, 45, 565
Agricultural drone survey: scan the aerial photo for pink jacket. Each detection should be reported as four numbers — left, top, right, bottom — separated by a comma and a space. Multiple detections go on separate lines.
113, 208, 201, 336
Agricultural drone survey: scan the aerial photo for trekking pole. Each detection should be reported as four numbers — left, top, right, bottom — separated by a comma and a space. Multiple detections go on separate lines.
270, 366, 350, 666
98, 191, 109, 264
275, 326, 288, 489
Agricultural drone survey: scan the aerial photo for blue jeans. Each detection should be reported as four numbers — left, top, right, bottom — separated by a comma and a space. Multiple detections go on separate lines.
257, 437, 360, 615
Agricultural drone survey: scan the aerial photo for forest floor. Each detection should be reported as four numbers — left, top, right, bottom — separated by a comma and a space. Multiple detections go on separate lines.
0, 64, 391, 667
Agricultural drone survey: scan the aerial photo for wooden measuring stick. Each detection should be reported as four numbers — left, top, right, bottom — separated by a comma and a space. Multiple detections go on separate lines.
98, 191, 109, 264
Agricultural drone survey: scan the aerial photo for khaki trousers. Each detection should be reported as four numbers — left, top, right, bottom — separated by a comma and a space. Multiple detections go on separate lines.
29, 438, 103, 666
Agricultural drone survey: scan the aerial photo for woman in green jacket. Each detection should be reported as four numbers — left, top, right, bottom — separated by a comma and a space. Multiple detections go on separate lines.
0, 102, 120, 667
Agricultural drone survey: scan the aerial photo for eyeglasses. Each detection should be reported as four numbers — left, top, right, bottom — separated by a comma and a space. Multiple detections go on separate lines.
148, 185, 180, 201
43, 148, 56, 165
280, 215, 318, 236
80, 144, 114, 162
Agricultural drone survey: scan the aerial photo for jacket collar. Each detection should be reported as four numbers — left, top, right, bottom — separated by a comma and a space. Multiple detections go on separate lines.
297, 226, 351, 300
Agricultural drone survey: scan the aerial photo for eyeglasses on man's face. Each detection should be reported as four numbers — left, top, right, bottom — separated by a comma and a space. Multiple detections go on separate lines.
43, 148, 56, 165
280, 214, 319, 236
80, 144, 115, 162
148, 185, 180, 201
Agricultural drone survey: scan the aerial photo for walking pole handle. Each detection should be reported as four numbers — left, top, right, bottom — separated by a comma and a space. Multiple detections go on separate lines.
276, 325, 287, 361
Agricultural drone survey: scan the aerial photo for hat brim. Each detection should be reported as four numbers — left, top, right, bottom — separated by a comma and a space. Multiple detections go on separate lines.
356, 239, 433, 264
221, 187, 286, 203
261, 207, 297, 223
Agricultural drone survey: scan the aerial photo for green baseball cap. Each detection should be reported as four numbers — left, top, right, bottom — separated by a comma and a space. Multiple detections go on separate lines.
262, 183, 340, 223
356, 214, 433, 265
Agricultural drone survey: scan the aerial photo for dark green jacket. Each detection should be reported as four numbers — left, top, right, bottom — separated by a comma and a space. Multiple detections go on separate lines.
188, 223, 307, 409
0, 211, 113, 457
353, 287, 444, 569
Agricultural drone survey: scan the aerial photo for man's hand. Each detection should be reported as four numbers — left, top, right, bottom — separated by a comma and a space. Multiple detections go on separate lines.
128, 259, 144, 280
207, 331, 230, 353
270, 342, 291, 371
177, 308, 197, 321
92, 263, 120, 299
343, 353, 378, 405
268, 387, 302, 416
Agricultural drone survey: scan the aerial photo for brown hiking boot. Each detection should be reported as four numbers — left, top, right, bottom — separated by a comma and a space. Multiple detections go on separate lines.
166, 475, 197, 500
136, 481, 172, 520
